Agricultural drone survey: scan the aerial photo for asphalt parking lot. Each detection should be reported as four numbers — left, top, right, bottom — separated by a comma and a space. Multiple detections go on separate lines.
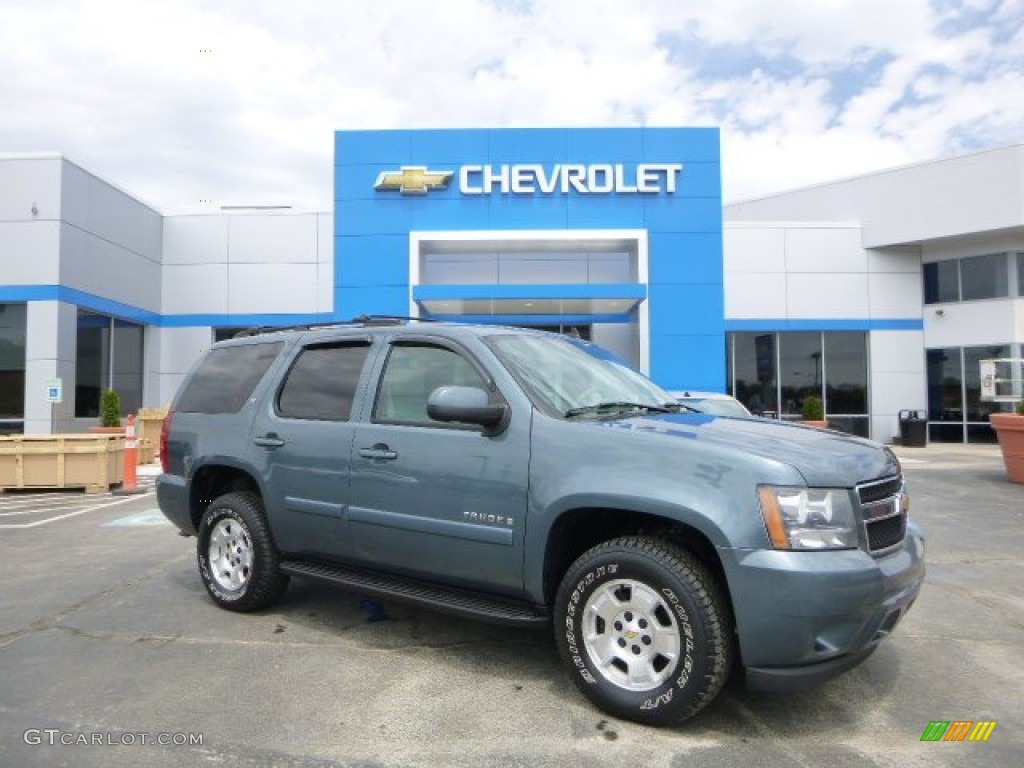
1, 447, 1021, 767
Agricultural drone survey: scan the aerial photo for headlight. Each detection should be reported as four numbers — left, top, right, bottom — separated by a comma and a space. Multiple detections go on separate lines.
758, 486, 858, 550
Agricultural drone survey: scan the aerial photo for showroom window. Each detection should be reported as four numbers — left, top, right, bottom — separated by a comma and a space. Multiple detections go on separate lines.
0, 303, 27, 434
727, 331, 869, 437
927, 344, 1013, 443
74, 311, 144, 418
923, 253, 1011, 304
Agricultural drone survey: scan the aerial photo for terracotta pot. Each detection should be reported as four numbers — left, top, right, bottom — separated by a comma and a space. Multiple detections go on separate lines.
990, 413, 1024, 483
798, 420, 829, 429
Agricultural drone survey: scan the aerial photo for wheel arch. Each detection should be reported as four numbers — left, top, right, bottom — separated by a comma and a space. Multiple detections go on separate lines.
541, 506, 733, 620
189, 462, 262, 531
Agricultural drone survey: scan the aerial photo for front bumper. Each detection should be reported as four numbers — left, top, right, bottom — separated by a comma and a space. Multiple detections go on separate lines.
720, 520, 925, 692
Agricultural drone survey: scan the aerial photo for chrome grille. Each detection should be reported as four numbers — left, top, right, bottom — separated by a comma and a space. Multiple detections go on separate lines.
857, 475, 907, 554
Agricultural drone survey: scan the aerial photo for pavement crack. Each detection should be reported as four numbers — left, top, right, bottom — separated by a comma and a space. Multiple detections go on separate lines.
0, 552, 190, 647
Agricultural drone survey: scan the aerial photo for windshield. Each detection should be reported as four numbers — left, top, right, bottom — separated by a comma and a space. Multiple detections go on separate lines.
487, 334, 675, 418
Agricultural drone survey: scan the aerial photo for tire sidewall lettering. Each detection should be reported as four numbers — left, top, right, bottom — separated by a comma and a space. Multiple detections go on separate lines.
198, 506, 248, 603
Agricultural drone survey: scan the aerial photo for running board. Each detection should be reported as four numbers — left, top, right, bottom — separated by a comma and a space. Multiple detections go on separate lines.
278, 560, 549, 627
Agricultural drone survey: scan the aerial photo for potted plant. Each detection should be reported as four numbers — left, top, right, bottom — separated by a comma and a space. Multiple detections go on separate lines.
90, 389, 126, 434
799, 395, 828, 428
990, 400, 1024, 483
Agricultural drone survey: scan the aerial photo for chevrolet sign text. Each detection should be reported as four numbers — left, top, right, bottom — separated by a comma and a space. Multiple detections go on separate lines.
459, 163, 683, 195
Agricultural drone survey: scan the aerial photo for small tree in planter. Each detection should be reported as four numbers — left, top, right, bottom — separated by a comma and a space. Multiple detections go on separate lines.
800, 395, 828, 427
100, 389, 122, 428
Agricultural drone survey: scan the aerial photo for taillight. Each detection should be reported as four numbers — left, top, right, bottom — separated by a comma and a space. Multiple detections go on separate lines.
160, 410, 173, 473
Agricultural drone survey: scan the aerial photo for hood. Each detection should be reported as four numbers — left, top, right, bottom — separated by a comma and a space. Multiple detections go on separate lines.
591, 412, 900, 487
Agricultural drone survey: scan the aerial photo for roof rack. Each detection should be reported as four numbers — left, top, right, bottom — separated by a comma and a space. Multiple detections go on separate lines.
229, 314, 436, 339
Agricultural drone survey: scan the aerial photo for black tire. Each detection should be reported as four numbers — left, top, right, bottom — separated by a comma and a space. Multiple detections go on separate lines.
554, 536, 733, 725
196, 491, 288, 612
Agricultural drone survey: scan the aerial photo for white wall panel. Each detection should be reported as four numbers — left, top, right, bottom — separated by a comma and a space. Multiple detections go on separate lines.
785, 227, 866, 273
163, 215, 229, 265
161, 264, 229, 314
158, 373, 189, 408
316, 263, 333, 314
723, 226, 785, 273
227, 263, 318, 313
23, 302, 77, 434
868, 272, 923, 318
61, 161, 162, 261
0, 156, 61, 222
726, 146, 1024, 249
317, 213, 333, 264
869, 330, 927, 443
923, 300, 1019, 348
60, 223, 162, 312
0, 222, 60, 283
227, 214, 318, 264
867, 245, 921, 273
158, 327, 211, 377
724, 273, 787, 318
785, 274, 869, 318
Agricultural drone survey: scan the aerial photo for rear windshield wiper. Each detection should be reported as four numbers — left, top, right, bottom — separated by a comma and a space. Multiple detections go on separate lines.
564, 402, 673, 419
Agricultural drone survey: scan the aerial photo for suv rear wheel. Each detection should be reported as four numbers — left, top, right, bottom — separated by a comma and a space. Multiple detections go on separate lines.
554, 536, 733, 725
197, 491, 289, 612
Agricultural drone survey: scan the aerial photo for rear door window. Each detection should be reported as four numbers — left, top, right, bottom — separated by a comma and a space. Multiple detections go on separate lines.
175, 342, 283, 414
277, 343, 371, 421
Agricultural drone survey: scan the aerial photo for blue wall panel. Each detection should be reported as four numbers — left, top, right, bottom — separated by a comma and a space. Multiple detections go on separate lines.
649, 333, 727, 390
335, 235, 408, 287
335, 127, 725, 382
334, 285, 408, 318
648, 233, 724, 285
648, 284, 724, 335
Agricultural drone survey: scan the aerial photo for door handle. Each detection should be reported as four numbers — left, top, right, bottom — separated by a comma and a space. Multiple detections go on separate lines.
254, 435, 285, 448
359, 444, 398, 461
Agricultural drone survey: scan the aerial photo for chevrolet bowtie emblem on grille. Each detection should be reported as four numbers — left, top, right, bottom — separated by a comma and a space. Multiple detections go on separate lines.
374, 166, 454, 194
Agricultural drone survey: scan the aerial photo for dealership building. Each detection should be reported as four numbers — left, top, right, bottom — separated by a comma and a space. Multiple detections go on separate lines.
1, 128, 1022, 443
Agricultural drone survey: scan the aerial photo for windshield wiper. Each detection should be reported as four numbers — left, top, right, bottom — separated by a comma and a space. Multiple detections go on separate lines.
564, 401, 673, 419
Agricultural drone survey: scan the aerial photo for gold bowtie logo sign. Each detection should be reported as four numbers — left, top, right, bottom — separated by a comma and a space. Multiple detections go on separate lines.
374, 166, 454, 194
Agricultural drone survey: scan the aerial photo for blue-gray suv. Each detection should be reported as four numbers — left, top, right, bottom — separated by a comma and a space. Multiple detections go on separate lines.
157, 318, 924, 725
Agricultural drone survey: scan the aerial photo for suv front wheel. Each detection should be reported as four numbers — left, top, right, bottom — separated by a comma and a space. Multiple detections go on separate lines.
197, 491, 289, 612
554, 536, 733, 725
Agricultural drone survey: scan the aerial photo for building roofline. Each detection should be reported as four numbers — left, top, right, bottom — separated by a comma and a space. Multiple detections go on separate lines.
726, 142, 1024, 209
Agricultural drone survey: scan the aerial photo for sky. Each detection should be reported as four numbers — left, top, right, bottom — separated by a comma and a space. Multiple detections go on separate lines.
1, 0, 1022, 212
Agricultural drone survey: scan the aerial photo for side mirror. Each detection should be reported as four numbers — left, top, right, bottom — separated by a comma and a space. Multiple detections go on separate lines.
427, 386, 508, 435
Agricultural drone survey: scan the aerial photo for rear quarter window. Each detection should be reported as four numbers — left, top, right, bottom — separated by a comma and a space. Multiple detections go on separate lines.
175, 342, 283, 414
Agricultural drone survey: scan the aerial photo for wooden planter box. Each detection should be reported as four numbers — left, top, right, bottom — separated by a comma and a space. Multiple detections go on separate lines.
0, 434, 126, 494
137, 407, 169, 464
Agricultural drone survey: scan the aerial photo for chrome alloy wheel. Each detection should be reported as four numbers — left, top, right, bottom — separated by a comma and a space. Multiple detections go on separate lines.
582, 579, 681, 691
208, 517, 254, 592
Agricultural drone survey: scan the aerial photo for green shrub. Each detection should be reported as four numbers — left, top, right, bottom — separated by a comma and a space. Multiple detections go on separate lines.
801, 395, 824, 421
1017, 399, 1024, 416
101, 389, 122, 427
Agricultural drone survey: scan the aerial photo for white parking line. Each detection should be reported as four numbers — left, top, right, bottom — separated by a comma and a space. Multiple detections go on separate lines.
0, 493, 153, 529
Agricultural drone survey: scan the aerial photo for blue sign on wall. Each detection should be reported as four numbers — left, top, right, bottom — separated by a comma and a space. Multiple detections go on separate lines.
334, 127, 724, 390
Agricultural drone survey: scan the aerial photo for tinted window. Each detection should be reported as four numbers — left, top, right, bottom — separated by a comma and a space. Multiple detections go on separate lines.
779, 332, 822, 418
176, 342, 283, 414
824, 332, 867, 414
1018, 253, 1024, 296
732, 332, 776, 415
960, 253, 1008, 301
277, 344, 370, 421
923, 261, 959, 304
375, 344, 488, 425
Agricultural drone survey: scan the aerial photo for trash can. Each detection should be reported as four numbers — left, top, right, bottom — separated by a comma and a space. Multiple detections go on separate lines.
898, 410, 927, 447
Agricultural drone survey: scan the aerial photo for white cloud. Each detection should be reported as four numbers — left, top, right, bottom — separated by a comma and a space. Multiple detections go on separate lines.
0, 0, 1021, 209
